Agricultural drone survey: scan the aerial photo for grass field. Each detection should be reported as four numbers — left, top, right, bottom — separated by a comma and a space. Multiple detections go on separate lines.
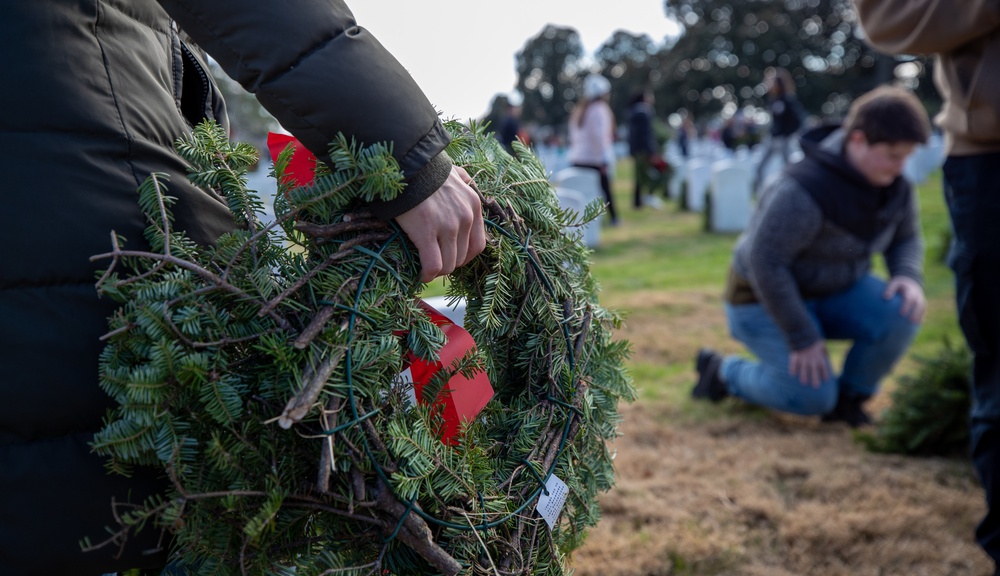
423, 157, 989, 575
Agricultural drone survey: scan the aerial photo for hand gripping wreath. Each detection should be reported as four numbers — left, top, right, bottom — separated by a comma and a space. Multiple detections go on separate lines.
88, 119, 634, 575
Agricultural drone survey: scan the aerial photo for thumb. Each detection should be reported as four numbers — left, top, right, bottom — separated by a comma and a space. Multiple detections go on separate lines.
882, 280, 898, 300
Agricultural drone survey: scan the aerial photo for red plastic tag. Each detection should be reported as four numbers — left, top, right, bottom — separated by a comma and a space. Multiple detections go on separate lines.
397, 300, 494, 445
266, 132, 317, 187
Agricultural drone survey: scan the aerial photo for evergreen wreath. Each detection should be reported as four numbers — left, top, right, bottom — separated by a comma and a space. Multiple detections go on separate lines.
87, 119, 634, 575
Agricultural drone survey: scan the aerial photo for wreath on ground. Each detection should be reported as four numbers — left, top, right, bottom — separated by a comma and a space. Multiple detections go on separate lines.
87, 119, 634, 575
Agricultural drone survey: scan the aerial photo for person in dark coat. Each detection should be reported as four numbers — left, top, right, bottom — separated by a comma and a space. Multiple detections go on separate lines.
496, 100, 523, 155
0, 1, 485, 573
753, 67, 805, 193
677, 115, 696, 159
628, 89, 663, 209
694, 86, 931, 428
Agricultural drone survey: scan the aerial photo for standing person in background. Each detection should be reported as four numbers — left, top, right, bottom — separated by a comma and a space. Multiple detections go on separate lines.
0, 1, 485, 573
721, 110, 749, 152
753, 67, 804, 193
693, 86, 930, 430
497, 98, 523, 156
628, 88, 662, 209
569, 73, 619, 225
677, 115, 696, 159
854, 2, 1000, 571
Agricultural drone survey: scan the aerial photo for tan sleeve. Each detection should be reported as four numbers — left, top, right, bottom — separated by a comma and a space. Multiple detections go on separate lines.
854, 0, 1000, 55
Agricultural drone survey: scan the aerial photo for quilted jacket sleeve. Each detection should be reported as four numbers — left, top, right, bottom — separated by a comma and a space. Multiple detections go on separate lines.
156, 0, 451, 219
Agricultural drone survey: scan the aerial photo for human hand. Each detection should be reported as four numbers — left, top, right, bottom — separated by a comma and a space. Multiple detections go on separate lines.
789, 340, 830, 388
883, 275, 926, 324
395, 166, 486, 283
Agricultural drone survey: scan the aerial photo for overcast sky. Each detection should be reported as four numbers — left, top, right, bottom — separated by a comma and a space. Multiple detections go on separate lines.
349, 1, 682, 122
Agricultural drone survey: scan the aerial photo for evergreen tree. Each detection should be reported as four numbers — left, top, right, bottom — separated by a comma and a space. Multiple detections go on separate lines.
515, 25, 586, 127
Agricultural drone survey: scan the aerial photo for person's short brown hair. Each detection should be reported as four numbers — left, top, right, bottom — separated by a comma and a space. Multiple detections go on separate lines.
842, 85, 931, 145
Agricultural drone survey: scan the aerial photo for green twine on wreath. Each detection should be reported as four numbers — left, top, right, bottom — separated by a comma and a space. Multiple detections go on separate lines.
86, 119, 634, 575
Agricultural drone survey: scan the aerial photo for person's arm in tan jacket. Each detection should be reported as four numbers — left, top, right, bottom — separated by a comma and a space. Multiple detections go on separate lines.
854, 0, 1000, 55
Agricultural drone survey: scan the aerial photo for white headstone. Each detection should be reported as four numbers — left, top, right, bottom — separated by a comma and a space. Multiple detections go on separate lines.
667, 159, 686, 200
551, 167, 603, 210
709, 159, 754, 233
534, 145, 570, 175
685, 159, 713, 212
553, 186, 600, 247
421, 295, 467, 327
903, 134, 946, 185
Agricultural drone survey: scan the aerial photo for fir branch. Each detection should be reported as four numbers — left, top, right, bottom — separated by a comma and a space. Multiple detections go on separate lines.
317, 394, 344, 492
256, 232, 391, 318
91, 243, 292, 332
277, 346, 346, 429
294, 217, 389, 239
372, 477, 461, 576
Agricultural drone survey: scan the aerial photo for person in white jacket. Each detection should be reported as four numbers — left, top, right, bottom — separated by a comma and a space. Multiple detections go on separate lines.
569, 73, 619, 225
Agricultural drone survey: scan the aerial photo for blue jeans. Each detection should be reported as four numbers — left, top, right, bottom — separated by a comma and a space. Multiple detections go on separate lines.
721, 274, 919, 416
944, 153, 1000, 571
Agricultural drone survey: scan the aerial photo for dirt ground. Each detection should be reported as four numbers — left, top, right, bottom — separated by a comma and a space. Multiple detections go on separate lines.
567, 291, 993, 576
569, 403, 989, 576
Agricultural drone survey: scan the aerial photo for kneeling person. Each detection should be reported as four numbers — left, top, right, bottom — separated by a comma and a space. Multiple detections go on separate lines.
694, 85, 930, 427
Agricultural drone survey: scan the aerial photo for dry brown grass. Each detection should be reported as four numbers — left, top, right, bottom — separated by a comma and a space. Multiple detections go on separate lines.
570, 403, 988, 576
566, 289, 992, 576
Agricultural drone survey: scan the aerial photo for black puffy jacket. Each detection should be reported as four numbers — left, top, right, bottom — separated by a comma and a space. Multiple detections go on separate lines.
0, 1, 451, 573
768, 94, 803, 137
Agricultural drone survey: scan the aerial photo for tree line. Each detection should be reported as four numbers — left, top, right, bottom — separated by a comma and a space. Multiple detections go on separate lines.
484, 0, 939, 138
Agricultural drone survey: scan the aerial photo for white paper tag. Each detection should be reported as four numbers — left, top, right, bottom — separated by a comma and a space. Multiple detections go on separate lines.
392, 367, 417, 407
536, 474, 569, 530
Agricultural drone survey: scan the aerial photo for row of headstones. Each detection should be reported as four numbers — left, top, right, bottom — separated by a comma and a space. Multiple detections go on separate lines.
537, 146, 763, 243
661, 140, 769, 234
534, 131, 946, 243
664, 132, 946, 234
536, 138, 777, 237
669, 131, 946, 187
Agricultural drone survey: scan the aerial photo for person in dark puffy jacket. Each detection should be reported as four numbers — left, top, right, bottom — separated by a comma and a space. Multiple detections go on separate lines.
0, 1, 484, 573
693, 86, 930, 429
753, 67, 804, 193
